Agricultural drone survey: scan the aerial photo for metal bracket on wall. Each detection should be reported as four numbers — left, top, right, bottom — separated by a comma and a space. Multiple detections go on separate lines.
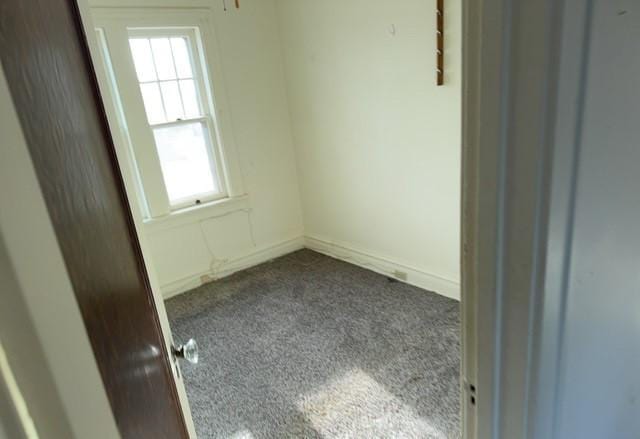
436, 0, 444, 86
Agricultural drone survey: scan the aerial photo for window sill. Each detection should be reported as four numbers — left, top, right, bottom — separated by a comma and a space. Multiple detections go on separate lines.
143, 194, 250, 234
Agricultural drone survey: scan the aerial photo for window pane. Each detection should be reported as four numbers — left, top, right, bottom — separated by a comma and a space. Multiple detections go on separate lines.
153, 122, 219, 204
129, 38, 157, 82
139, 82, 165, 124
171, 37, 193, 79
150, 38, 176, 80
160, 81, 184, 121
179, 79, 200, 118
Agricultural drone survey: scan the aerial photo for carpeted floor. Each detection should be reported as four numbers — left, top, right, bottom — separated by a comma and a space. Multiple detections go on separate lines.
166, 249, 460, 439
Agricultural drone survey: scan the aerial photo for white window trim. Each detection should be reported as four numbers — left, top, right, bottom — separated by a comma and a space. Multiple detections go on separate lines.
144, 194, 250, 234
129, 27, 228, 210
92, 8, 246, 220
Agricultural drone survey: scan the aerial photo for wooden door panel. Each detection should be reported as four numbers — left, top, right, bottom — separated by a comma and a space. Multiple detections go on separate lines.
0, 1, 188, 438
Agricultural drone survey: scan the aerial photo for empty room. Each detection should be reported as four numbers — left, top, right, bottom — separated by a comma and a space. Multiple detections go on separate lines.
3, 0, 461, 437
5, 0, 640, 438
87, 0, 460, 437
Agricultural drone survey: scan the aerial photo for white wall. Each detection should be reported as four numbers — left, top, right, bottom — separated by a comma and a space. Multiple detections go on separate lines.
552, 1, 639, 437
89, 0, 461, 300
90, 0, 305, 297
149, 1, 305, 296
277, 0, 461, 298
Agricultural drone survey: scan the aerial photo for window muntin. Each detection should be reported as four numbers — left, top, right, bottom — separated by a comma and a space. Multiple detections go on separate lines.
127, 31, 223, 209
129, 36, 202, 124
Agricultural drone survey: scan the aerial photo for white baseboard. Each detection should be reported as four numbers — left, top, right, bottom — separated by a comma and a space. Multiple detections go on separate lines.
304, 236, 460, 301
160, 236, 305, 299
161, 235, 460, 302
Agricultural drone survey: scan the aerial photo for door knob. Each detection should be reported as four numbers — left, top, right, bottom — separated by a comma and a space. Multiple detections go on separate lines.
172, 339, 198, 365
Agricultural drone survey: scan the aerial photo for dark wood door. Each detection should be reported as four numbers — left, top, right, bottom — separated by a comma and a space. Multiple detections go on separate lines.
0, 1, 189, 438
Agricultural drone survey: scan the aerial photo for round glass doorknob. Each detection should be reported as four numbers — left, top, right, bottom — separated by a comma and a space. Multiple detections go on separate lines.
172, 339, 199, 365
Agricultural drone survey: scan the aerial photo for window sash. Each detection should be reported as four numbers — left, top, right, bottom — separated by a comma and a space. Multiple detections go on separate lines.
150, 117, 226, 210
129, 32, 205, 125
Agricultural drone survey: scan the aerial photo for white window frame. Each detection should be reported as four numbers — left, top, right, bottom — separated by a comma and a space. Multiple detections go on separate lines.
128, 27, 226, 210
92, 8, 245, 220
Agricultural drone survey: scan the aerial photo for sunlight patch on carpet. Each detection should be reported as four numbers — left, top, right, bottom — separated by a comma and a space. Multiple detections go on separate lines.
229, 429, 255, 439
298, 368, 444, 438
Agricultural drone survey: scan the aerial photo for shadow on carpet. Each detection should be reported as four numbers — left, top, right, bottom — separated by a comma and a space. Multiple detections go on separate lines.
166, 249, 460, 439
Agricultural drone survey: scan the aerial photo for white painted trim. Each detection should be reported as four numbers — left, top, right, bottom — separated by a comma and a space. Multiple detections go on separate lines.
304, 236, 460, 301
462, 0, 581, 438
162, 234, 461, 301
144, 194, 250, 233
89, 0, 211, 7
92, 6, 247, 217
161, 236, 305, 298
0, 341, 38, 438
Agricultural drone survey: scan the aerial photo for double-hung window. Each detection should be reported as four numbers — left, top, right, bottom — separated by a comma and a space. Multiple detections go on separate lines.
128, 30, 223, 209
94, 16, 239, 219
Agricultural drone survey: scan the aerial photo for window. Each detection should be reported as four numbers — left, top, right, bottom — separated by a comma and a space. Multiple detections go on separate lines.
127, 31, 223, 210
129, 37, 201, 124
94, 18, 240, 219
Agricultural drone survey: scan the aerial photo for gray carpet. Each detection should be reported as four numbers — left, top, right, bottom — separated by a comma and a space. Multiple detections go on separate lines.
166, 249, 460, 439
